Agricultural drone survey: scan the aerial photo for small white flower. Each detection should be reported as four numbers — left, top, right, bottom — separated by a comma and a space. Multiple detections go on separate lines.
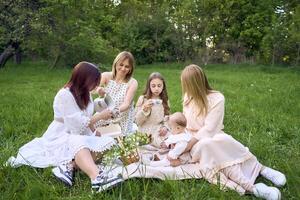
269, 89, 272, 92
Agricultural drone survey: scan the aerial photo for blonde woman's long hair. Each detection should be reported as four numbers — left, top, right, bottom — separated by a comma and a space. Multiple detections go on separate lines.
181, 64, 213, 116
112, 51, 135, 82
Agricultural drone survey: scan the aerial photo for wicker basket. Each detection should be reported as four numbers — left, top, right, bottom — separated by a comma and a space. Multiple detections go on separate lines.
120, 150, 140, 165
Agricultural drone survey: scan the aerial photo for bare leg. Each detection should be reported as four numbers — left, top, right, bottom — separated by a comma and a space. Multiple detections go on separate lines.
74, 148, 99, 180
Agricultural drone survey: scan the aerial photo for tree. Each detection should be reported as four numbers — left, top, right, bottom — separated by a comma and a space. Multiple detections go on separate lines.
0, 0, 41, 68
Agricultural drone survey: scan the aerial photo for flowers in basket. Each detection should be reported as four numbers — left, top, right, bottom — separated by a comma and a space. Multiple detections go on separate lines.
102, 132, 151, 165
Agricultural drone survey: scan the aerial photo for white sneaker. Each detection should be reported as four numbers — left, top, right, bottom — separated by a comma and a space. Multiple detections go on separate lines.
261, 167, 286, 187
52, 164, 74, 187
91, 171, 123, 192
253, 183, 281, 200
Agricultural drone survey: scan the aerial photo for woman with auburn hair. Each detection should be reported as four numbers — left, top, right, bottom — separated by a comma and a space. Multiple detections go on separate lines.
95, 51, 138, 135
8, 62, 122, 192
179, 64, 286, 199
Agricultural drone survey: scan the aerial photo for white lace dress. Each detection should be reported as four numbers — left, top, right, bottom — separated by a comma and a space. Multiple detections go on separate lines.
95, 80, 135, 135
8, 88, 115, 168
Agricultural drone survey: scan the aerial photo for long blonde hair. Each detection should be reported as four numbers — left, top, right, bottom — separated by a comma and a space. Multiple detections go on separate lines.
181, 64, 213, 116
112, 51, 135, 82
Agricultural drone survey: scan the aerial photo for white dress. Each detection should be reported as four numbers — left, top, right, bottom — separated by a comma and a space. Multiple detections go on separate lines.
163, 131, 192, 160
8, 88, 115, 168
148, 131, 192, 167
95, 80, 135, 135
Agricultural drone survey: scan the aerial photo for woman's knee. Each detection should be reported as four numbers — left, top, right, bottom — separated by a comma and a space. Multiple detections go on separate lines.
191, 138, 213, 155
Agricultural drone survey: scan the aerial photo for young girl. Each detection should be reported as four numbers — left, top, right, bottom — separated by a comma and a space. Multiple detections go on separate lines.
181, 64, 286, 200
94, 51, 138, 135
135, 72, 170, 148
143, 112, 192, 167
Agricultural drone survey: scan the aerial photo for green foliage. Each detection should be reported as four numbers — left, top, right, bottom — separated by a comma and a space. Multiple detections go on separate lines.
1, 0, 300, 66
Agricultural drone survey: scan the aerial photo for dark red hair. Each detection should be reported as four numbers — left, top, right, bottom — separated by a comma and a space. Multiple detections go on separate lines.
65, 62, 100, 110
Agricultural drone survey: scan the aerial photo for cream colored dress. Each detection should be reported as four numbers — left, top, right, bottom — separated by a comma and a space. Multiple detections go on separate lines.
184, 91, 262, 194
135, 96, 169, 148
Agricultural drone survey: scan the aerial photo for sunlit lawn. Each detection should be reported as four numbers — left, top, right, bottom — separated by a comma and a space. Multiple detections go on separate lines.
0, 61, 299, 199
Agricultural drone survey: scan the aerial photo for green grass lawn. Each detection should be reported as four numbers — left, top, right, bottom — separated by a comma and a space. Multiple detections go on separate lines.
0, 61, 299, 199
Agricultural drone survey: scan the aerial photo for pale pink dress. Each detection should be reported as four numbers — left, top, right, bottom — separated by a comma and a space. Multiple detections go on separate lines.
184, 91, 262, 194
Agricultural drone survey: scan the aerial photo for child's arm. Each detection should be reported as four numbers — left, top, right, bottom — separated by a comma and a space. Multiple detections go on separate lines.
135, 96, 150, 125
167, 141, 188, 160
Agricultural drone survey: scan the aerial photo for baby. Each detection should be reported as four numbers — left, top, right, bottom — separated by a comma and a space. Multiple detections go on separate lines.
142, 112, 192, 167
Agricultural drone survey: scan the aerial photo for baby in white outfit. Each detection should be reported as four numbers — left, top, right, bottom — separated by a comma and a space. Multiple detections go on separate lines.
143, 112, 192, 167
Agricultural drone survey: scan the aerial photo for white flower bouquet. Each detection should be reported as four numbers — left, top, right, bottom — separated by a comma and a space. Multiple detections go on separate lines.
102, 132, 151, 165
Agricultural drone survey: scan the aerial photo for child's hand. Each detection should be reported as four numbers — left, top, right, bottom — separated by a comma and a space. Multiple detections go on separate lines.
142, 99, 153, 113
159, 126, 168, 137
160, 142, 168, 149
96, 87, 106, 97
163, 115, 169, 122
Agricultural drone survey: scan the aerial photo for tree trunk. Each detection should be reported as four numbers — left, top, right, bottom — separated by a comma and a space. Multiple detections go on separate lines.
296, 43, 300, 66
0, 45, 15, 69
14, 47, 22, 64
51, 53, 61, 69
272, 44, 275, 66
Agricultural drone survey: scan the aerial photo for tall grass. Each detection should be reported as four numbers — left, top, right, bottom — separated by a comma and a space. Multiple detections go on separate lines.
0, 62, 299, 199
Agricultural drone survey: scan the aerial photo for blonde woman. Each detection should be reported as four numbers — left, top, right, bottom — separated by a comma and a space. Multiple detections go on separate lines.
95, 51, 138, 135
180, 64, 286, 200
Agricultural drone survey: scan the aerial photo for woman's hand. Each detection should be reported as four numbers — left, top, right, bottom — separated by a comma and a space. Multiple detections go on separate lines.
91, 109, 112, 122
96, 87, 106, 97
184, 137, 198, 153
111, 107, 120, 119
89, 109, 112, 131
142, 99, 153, 113
97, 109, 113, 120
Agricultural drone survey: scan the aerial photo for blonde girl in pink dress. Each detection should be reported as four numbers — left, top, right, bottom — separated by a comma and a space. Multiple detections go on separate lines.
181, 64, 286, 200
